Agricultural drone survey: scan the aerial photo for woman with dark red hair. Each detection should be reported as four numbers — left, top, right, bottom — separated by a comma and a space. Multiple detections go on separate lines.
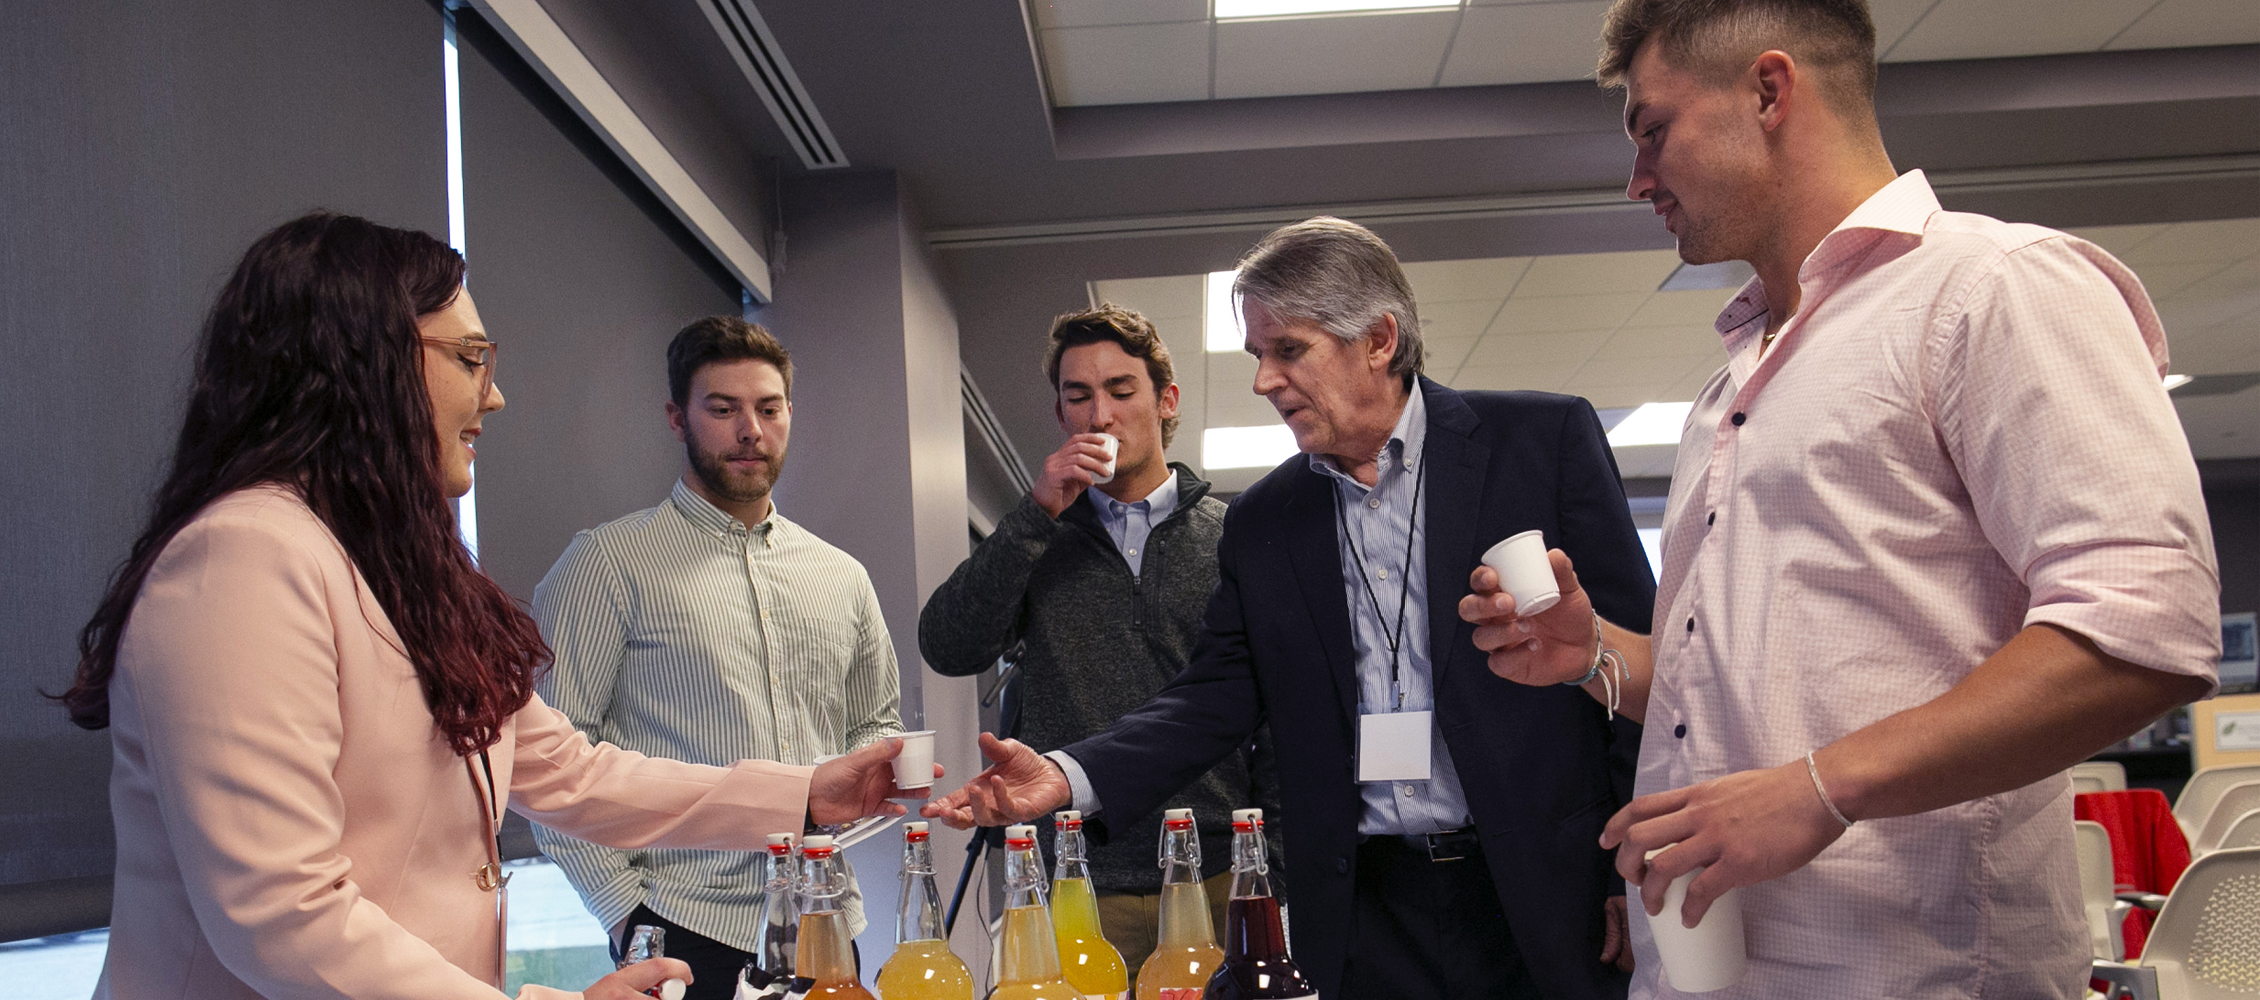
60, 213, 925, 1000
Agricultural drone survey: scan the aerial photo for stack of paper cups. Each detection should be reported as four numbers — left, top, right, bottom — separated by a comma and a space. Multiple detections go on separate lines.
1644, 849, 1747, 992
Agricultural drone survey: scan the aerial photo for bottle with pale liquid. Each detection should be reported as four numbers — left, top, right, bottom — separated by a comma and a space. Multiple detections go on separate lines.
794, 835, 876, 998
1136, 808, 1225, 1000
993, 824, 1083, 1000
1050, 810, 1130, 999
874, 822, 974, 1000
1202, 809, 1314, 999
739, 832, 805, 998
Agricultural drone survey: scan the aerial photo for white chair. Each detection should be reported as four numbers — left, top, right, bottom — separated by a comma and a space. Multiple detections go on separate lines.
2092, 847, 2260, 999
2191, 782, 2260, 857
2175, 765, 2260, 840
2078, 820, 2133, 961
2076, 761, 2131, 794
2216, 810, 2260, 854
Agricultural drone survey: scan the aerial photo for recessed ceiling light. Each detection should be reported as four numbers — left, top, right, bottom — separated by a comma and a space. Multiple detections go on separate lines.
1203, 424, 1299, 469
1606, 401, 1694, 448
2163, 373, 2193, 391
1215, 0, 1457, 20
1205, 270, 1240, 353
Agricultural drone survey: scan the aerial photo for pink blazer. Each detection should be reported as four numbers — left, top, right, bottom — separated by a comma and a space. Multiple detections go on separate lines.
98, 486, 813, 999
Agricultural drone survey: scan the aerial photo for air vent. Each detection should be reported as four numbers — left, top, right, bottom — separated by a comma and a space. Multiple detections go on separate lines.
696, 0, 847, 170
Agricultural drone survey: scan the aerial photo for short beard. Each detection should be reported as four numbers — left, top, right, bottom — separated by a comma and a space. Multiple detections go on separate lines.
687, 439, 782, 509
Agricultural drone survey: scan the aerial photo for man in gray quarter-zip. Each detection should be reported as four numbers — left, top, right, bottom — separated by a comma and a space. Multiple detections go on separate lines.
919, 304, 1280, 980
531, 316, 903, 1000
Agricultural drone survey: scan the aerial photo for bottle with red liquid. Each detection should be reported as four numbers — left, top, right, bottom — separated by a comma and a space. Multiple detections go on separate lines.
1202, 809, 1314, 1000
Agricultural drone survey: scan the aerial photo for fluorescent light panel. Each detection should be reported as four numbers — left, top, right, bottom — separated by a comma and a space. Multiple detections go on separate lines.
1216, 0, 1455, 18
1606, 401, 1694, 448
1205, 270, 1240, 352
1203, 424, 1299, 469
2163, 373, 2193, 391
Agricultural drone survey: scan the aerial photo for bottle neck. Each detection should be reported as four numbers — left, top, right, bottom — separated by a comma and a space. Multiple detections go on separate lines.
897, 840, 946, 944
1227, 825, 1272, 900
1005, 843, 1050, 910
798, 852, 846, 916
1158, 824, 1202, 886
764, 848, 795, 892
1155, 823, 1214, 946
1053, 826, 1091, 882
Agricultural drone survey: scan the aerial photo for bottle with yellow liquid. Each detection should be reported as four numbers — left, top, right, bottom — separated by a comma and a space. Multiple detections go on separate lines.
874, 822, 973, 1000
1135, 808, 1224, 1000
794, 835, 877, 999
993, 824, 1083, 1000
1049, 810, 1129, 999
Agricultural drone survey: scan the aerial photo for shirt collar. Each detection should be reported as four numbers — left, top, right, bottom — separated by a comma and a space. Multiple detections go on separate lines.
1088, 467, 1180, 522
1309, 384, 1426, 488
669, 477, 782, 538
1714, 170, 1942, 361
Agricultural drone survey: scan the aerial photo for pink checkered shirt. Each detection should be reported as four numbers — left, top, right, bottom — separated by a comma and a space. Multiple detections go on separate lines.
1631, 171, 2221, 999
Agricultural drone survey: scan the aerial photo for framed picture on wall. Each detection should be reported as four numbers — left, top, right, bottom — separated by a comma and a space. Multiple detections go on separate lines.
2222, 611, 2258, 695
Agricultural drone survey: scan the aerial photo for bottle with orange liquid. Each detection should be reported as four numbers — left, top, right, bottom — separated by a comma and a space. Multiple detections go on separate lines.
794, 835, 876, 998
1135, 808, 1224, 1000
1202, 809, 1314, 999
874, 822, 973, 1000
993, 824, 1083, 1000
1050, 811, 1130, 999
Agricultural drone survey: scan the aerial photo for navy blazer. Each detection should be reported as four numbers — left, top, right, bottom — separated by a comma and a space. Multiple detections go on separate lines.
1068, 379, 1657, 1000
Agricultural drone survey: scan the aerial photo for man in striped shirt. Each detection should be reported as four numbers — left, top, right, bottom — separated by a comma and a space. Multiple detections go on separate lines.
531, 317, 903, 999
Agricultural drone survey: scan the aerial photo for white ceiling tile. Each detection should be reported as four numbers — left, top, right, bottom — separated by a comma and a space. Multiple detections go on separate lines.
2105, 0, 2260, 50
1869, 0, 1945, 55
1091, 275, 1206, 317
1449, 362, 1583, 393
1215, 10, 1460, 100
1512, 249, 1684, 297
1665, 363, 1728, 400
2176, 391, 2260, 460
1883, 0, 2148, 62
1045, 23, 1213, 106
1423, 334, 1482, 374
2065, 222, 2169, 259
1591, 324, 1725, 360
1490, 292, 1649, 333
1403, 256, 1531, 303
2131, 262, 2236, 302
1438, 2, 1615, 87
1031, 0, 1210, 30
1623, 288, 1739, 328
1419, 299, 1508, 341
1572, 353, 1712, 386
1554, 382, 1671, 409
2157, 288, 2260, 334
2115, 218, 2260, 267
1463, 329, 1610, 368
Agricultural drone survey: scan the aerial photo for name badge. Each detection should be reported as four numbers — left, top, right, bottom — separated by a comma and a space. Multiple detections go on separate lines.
1356, 710, 1434, 783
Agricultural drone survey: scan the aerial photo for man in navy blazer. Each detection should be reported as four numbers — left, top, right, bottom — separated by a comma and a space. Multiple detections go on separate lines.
927, 217, 1656, 999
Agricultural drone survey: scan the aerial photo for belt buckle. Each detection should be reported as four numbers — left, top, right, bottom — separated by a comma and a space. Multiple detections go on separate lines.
1423, 829, 1475, 862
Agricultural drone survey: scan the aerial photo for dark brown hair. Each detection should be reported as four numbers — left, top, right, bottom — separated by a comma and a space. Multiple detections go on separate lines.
61, 212, 548, 756
1598, 0, 1878, 120
1043, 303, 1179, 447
669, 316, 793, 407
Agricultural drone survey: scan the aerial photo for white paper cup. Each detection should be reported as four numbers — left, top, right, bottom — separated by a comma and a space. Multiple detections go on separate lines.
1091, 433, 1119, 484
1481, 529, 1560, 616
1644, 850, 1748, 993
891, 730, 937, 789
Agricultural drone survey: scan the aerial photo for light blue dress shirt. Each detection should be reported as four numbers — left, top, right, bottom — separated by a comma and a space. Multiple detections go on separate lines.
1053, 393, 1471, 837
1086, 473, 1179, 576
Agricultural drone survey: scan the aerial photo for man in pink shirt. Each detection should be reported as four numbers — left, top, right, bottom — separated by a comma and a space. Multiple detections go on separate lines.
1462, 1, 2222, 996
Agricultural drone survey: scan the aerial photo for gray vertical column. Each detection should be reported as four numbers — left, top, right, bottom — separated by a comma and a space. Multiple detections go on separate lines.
754, 171, 984, 981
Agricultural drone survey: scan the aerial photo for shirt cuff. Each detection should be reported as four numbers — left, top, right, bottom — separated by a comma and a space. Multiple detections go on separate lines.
1043, 750, 1103, 816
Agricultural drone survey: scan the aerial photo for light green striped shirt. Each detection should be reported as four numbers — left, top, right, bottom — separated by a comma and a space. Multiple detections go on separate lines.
530, 478, 902, 948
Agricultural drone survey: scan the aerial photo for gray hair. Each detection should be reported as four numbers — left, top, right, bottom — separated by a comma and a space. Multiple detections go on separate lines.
1233, 216, 1424, 383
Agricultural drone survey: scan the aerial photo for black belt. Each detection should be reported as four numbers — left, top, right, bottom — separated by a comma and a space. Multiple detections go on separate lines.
1386, 827, 1482, 862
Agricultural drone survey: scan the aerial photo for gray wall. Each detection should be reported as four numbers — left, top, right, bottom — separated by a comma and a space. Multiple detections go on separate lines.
2203, 459, 2260, 619
0, 0, 447, 937
752, 170, 985, 978
455, 10, 747, 602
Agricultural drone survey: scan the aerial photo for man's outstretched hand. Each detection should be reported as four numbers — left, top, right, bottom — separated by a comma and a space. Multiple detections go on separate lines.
921, 733, 1072, 829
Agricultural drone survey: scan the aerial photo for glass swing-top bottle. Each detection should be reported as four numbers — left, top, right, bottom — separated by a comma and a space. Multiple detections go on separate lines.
874, 822, 974, 999
1050, 810, 1130, 999
1202, 809, 1314, 999
1135, 809, 1225, 1000
992, 824, 1083, 1000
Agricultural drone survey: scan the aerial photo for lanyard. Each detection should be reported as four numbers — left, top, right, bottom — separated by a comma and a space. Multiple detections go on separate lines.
467, 749, 513, 984
1336, 453, 1424, 711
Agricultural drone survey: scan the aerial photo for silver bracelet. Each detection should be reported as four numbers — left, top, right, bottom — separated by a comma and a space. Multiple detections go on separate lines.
1806, 751, 1855, 829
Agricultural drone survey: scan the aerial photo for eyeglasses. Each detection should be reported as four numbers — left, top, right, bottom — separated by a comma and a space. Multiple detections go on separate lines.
418, 335, 500, 399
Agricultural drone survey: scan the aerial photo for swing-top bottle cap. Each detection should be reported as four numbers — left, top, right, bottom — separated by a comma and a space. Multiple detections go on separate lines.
1005, 824, 1037, 848
800, 834, 835, 857
904, 821, 929, 842
1054, 810, 1082, 828
1232, 808, 1263, 829
1163, 807, 1195, 830
766, 832, 796, 852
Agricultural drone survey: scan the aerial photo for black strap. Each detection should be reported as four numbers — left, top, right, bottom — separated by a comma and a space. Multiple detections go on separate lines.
1335, 451, 1425, 711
